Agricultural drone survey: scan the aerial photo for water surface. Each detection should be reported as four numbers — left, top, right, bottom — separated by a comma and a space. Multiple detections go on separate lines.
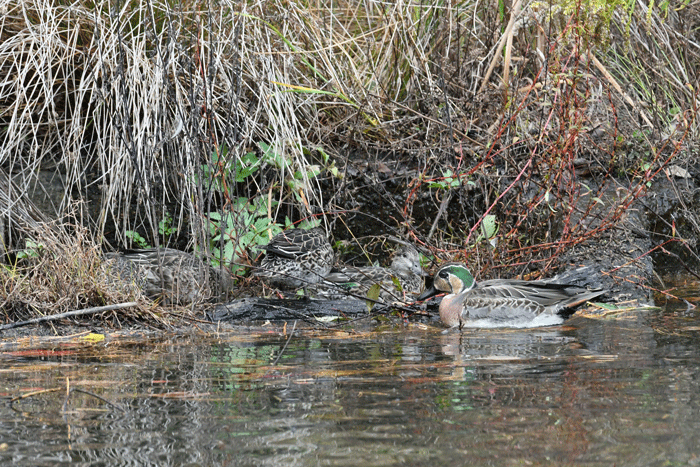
1, 295, 700, 466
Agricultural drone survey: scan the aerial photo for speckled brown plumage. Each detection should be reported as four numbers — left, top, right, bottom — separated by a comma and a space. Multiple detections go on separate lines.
311, 245, 425, 302
106, 248, 232, 305
254, 228, 334, 289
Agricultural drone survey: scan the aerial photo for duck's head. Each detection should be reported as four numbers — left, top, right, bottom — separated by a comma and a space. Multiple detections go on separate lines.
390, 246, 425, 277
415, 263, 476, 301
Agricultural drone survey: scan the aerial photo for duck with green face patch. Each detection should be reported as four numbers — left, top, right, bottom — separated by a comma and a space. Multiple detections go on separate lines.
416, 263, 607, 329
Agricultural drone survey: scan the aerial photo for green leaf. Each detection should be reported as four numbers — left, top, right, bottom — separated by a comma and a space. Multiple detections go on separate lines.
481, 214, 498, 239
253, 217, 273, 233
158, 214, 176, 237
125, 231, 150, 249
241, 150, 258, 165
259, 142, 286, 169
223, 242, 236, 262
233, 151, 261, 182
306, 165, 322, 178
17, 239, 45, 259
297, 218, 322, 230
365, 283, 381, 312
328, 164, 340, 178
239, 231, 257, 250
317, 146, 330, 164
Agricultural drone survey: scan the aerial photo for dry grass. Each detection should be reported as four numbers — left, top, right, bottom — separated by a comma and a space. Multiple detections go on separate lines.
0, 0, 697, 319
0, 225, 156, 327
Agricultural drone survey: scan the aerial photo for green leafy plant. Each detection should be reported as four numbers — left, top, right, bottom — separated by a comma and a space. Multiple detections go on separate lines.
208, 197, 282, 277
316, 146, 340, 179
365, 283, 381, 312
124, 231, 150, 249
640, 162, 653, 187
476, 214, 499, 248
158, 213, 177, 241
257, 141, 286, 170
16, 239, 44, 260
208, 207, 324, 280
428, 170, 475, 190
197, 144, 263, 193
201, 140, 333, 281
121, 214, 174, 250
258, 142, 339, 205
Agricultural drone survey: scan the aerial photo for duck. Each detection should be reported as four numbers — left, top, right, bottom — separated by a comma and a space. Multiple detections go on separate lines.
106, 248, 232, 305
254, 227, 334, 290
416, 263, 607, 328
312, 245, 425, 302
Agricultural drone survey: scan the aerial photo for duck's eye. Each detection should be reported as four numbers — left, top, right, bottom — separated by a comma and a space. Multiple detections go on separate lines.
438, 270, 449, 279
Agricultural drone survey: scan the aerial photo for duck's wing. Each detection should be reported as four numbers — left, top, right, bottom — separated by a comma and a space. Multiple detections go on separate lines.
108, 248, 201, 268
324, 266, 391, 285
475, 279, 606, 309
264, 228, 327, 259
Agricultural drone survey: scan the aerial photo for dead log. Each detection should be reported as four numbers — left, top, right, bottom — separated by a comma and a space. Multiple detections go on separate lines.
208, 298, 373, 323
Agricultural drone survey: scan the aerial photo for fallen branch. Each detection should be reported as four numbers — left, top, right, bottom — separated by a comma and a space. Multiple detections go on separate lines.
0, 302, 139, 332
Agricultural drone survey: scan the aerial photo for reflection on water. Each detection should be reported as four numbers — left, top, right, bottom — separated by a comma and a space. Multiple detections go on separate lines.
1, 302, 700, 466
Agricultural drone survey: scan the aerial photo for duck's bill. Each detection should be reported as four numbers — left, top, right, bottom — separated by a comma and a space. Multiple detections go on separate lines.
416, 284, 441, 301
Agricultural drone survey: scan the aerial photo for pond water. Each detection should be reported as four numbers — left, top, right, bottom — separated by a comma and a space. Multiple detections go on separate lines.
1, 290, 700, 466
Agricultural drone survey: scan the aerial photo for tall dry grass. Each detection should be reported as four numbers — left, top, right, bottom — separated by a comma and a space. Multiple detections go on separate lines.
0, 0, 696, 278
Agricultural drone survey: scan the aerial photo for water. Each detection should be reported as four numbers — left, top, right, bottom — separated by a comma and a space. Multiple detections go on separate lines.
1, 298, 700, 466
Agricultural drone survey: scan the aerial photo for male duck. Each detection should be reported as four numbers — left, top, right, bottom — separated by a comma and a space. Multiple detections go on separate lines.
417, 263, 607, 328
314, 245, 425, 302
106, 248, 232, 305
254, 227, 334, 290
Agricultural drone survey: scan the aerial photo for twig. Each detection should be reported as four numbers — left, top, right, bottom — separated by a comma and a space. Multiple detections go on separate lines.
163, 310, 216, 325
9, 388, 62, 404
478, 0, 524, 94
0, 302, 139, 332
428, 190, 453, 241
272, 320, 297, 365
71, 388, 125, 412
10, 386, 124, 412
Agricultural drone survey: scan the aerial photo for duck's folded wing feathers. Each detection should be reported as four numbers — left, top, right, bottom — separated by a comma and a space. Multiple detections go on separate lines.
475, 279, 606, 308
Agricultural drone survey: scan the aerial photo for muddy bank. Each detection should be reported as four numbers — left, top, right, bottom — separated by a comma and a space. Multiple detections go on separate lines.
331, 151, 663, 299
